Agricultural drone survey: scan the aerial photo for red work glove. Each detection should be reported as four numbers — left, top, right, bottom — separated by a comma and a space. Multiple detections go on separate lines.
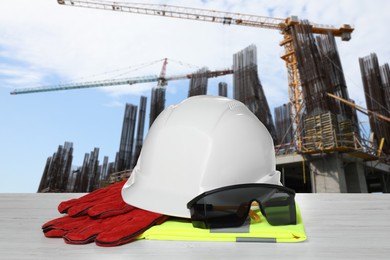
42, 215, 92, 237
42, 209, 168, 246
42, 180, 169, 246
63, 209, 168, 246
58, 180, 133, 218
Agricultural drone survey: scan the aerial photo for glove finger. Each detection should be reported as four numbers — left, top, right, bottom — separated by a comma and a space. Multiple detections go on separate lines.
88, 200, 135, 219
58, 188, 109, 214
43, 216, 91, 238
95, 209, 168, 247
58, 180, 127, 214
43, 215, 90, 231
63, 208, 157, 245
66, 201, 95, 217
66, 191, 123, 217
42, 215, 72, 230
62, 218, 107, 245
58, 198, 78, 214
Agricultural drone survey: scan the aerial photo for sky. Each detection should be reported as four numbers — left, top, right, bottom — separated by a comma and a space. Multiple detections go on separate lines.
1, 0, 389, 192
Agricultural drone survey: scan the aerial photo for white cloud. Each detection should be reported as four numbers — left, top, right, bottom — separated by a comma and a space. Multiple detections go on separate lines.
104, 100, 124, 108
0, 64, 45, 88
1, 0, 389, 110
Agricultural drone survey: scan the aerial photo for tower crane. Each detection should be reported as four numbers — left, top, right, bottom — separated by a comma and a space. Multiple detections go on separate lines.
12, 0, 354, 150
54, 0, 354, 150
10, 67, 233, 95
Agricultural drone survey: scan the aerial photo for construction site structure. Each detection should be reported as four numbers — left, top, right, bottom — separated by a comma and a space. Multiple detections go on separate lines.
188, 67, 209, 97
359, 53, 390, 155
133, 96, 147, 168
10, 68, 233, 96
37, 141, 115, 192
115, 95, 148, 173
37, 96, 146, 192
36, 62, 235, 192
36, 48, 390, 193
149, 87, 166, 128
382, 64, 390, 110
37, 142, 73, 192
277, 21, 388, 193
115, 103, 138, 172
55, 0, 354, 150
72, 148, 101, 192
292, 22, 353, 118
291, 21, 361, 158
274, 103, 294, 154
233, 44, 277, 143
218, 82, 228, 97
10, 61, 233, 131
149, 58, 168, 128
33, 1, 389, 193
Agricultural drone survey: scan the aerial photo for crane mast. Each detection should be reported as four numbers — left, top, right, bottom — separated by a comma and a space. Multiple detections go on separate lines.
157, 58, 168, 87
55, 0, 354, 150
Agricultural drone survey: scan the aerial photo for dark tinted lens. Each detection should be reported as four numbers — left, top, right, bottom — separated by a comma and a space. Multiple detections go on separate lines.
260, 191, 296, 226
190, 189, 250, 229
188, 184, 296, 229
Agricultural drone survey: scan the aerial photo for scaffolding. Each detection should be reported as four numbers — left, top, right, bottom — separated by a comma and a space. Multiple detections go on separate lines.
289, 20, 365, 155
74, 148, 99, 192
274, 103, 294, 155
359, 53, 390, 155
149, 87, 166, 128
381, 63, 390, 112
188, 67, 209, 97
133, 96, 147, 169
37, 142, 73, 192
292, 21, 337, 116
115, 103, 137, 172
303, 112, 339, 151
233, 44, 277, 142
218, 82, 228, 97
37, 97, 148, 192
316, 33, 353, 120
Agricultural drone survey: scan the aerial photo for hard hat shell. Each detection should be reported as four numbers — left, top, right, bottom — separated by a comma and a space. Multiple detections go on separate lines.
122, 95, 281, 218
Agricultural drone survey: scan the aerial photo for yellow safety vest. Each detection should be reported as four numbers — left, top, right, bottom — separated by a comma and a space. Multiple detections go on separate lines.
140, 204, 306, 243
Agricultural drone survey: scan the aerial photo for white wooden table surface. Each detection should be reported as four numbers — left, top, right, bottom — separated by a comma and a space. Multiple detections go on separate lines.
1, 193, 390, 260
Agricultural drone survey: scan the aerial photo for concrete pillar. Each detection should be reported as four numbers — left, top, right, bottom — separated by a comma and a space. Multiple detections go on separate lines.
344, 161, 368, 193
309, 154, 347, 193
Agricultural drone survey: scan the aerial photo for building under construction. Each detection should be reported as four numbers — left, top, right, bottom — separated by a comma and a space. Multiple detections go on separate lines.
188, 67, 209, 97
37, 46, 278, 192
274, 103, 294, 154
38, 142, 73, 192
37, 96, 147, 192
233, 44, 277, 143
37, 36, 390, 194
359, 53, 390, 155
276, 21, 389, 193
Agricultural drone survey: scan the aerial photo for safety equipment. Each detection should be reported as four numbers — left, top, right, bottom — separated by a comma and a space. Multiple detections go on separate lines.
42, 180, 168, 247
140, 204, 306, 243
43, 209, 167, 246
187, 183, 296, 229
122, 95, 281, 218
58, 180, 133, 218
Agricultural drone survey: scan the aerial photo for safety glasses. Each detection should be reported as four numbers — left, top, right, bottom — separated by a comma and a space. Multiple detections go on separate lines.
187, 183, 296, 229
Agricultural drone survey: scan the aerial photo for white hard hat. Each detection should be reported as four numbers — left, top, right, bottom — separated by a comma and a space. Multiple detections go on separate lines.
122, 95, 281, 218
